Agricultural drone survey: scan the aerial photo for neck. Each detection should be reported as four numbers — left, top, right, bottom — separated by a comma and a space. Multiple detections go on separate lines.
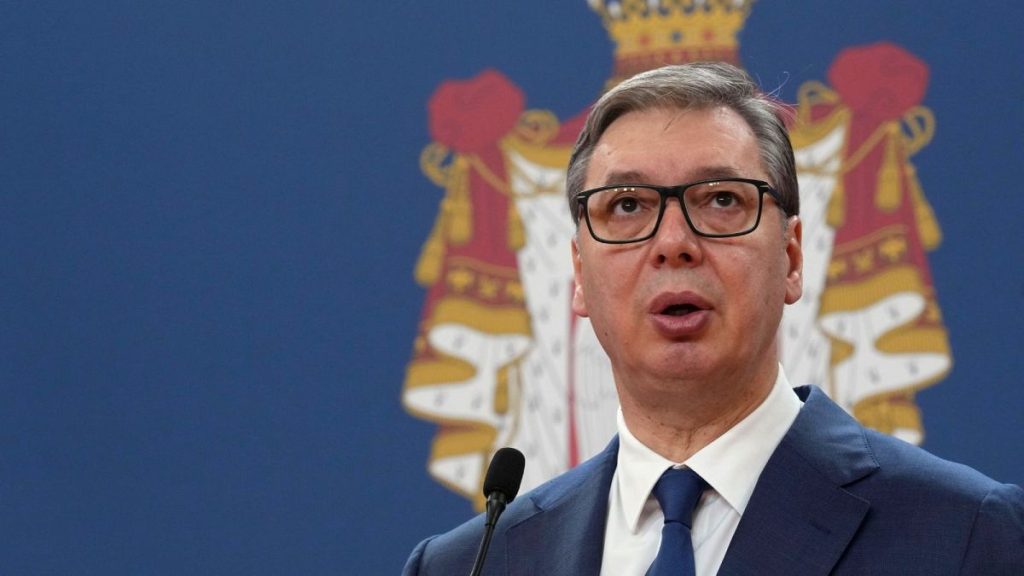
617, 362, 778, 462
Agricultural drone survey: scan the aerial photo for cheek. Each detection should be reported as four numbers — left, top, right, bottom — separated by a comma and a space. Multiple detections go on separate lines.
580, 260, 638, 329
713, 245, 786, 310
583, 275, 618, 320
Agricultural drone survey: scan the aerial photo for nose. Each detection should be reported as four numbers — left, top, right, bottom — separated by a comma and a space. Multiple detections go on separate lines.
652, 198, 703, 267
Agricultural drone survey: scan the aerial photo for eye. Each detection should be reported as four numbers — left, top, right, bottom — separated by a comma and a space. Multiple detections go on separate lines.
613, 196, 640, 214
689, 184, 750, 211
712, 191, 739, 208
588, 186, 659, 221
602, 187, 657, 216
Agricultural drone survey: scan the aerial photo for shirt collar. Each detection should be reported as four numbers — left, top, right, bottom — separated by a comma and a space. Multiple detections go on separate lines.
615, 366, 803, 532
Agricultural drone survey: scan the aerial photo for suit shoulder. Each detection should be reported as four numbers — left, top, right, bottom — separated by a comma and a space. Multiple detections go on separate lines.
402, 440, 619, 574
861, 427, 1013, 500
402, 511, 490, 575
848, 430, 1024, 572
875, 440, 1024, 573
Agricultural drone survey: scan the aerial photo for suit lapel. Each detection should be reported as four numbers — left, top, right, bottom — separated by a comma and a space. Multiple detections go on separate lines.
504, 438, 618, 576
718, 386, 878, 576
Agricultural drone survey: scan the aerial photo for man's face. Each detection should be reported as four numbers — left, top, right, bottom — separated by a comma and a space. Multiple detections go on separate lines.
571, 105, 802, 391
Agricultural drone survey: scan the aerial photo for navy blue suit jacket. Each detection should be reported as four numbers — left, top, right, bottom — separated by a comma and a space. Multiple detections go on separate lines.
403, 386, 1024, 575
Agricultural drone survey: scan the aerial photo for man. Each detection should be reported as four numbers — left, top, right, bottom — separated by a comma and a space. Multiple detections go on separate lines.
403, 62, 1024, 575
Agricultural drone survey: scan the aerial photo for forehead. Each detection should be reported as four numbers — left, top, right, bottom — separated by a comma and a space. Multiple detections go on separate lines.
586, 105, 765, 187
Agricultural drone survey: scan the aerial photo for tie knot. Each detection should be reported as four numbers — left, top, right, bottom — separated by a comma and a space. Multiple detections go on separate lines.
652, 467, 706, 528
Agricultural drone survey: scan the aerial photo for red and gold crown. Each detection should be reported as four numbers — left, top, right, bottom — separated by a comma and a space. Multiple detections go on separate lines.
590, 0, 755, 86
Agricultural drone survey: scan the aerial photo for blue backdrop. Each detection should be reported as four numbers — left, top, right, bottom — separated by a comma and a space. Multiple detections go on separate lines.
3, 1, 1022, 574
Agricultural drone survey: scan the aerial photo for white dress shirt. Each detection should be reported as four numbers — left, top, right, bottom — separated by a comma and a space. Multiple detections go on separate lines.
599, 367, 803, 576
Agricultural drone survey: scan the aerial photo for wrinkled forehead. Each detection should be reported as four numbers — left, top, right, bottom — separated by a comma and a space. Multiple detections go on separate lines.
585, 106, 767, 187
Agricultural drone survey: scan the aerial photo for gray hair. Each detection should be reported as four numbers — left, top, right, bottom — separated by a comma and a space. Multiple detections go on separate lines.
566, 62, 798, 223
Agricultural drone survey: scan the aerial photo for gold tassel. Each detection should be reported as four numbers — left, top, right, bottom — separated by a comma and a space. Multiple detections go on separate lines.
507, 202, 525, 251
826, 179, 846, 228
443, 157, 472, 245
874, 124, 903, 213
414, 142, 465, 283
906, 163, 943, 250
494, 364, 509, 415
414, 217, 446, 287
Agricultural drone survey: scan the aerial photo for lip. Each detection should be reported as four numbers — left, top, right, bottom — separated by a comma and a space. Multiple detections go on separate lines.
648, 291, 713, 314
648, 291, 713, 339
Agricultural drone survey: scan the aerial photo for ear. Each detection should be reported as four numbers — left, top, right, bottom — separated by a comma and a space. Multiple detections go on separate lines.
571, 236, 589, 317
784, 215, 803, 305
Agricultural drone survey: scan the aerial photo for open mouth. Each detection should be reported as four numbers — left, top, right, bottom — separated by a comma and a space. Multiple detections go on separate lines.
661, 303, 700, 316
649, 292, 711, 335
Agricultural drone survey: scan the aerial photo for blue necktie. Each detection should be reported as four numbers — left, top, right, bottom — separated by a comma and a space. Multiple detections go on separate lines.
647, 467, 707, 576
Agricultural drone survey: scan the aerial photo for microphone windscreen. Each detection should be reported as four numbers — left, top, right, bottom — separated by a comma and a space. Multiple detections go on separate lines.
482, 447, 525, 502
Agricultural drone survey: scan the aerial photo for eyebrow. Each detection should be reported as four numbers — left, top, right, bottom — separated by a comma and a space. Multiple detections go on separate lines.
599, 166, 745, 186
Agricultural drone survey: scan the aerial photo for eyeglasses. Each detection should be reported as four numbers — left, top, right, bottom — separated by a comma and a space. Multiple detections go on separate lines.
574, 178, 782, 244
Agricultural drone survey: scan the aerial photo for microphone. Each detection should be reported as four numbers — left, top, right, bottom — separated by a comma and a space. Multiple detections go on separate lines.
469, 447, 525, 576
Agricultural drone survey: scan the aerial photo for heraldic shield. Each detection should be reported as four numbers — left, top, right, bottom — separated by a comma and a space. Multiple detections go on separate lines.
402, 0, 952, 510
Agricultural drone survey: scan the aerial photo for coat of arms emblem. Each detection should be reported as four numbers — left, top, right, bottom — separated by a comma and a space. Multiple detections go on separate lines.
402, 0, 951, 509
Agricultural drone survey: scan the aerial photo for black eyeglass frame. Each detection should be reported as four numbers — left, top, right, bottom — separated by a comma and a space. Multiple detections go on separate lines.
574, 177, 784, 244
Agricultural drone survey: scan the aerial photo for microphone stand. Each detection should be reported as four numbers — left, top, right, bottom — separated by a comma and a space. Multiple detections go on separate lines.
468, 491, 509, 576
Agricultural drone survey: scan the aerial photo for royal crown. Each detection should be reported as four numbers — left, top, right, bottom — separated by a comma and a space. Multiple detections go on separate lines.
589, 0, 755, 85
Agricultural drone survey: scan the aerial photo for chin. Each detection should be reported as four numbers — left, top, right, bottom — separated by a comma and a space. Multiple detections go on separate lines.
645, 348, 718, 381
